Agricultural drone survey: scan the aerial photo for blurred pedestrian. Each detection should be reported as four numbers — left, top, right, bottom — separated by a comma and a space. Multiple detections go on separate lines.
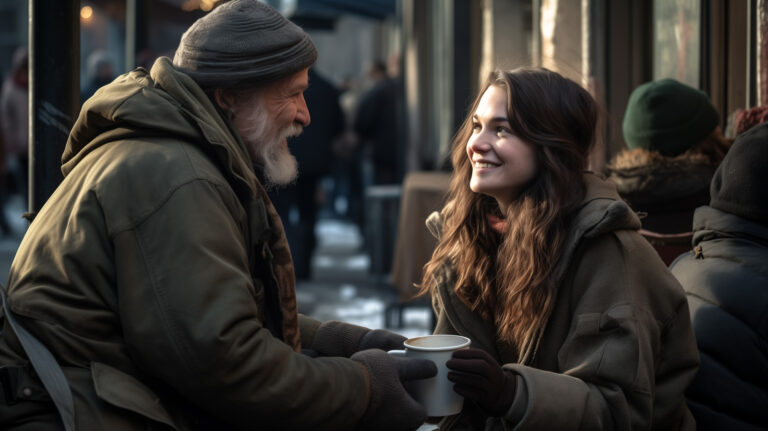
0, 2, 435, 430
0, 46, 29, 211
421, 68, 699, 429
607, 79, 732, 264
670, 122, 768, 431
81, 50, 115, 103
270, 67, 345, 280
353, 56, 402, 185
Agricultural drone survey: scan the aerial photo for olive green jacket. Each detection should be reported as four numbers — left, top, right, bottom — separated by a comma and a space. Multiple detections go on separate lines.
0, 57, 367, 430
428, 173, 699, 430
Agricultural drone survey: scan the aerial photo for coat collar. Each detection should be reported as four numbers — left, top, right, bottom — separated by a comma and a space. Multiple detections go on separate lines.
692, 205, 768, 247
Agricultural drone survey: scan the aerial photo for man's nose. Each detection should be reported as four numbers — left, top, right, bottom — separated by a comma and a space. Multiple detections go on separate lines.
296, 94, 311, 127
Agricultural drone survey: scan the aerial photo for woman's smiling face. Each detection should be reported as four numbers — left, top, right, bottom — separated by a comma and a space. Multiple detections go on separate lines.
466, 84, 538, 211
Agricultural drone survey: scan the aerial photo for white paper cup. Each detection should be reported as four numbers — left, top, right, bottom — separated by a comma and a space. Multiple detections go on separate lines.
388, 334, 471, 417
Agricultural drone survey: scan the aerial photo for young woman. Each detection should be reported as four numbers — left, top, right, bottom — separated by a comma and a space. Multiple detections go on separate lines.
420, 68, 699, 430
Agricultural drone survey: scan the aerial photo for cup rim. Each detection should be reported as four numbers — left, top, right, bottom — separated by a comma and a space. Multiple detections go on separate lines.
403, 334, 471, 351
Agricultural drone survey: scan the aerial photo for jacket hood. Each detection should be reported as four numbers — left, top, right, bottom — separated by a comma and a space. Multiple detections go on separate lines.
605, 148, 717, 208
427, 172, 640, 285
550, 173, 641, 283
63, 57, 259, 194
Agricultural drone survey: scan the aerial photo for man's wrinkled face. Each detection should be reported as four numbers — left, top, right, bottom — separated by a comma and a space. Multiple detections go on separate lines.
228, 68, 311, 188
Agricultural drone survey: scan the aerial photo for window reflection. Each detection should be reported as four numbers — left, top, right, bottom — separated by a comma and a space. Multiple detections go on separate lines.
653, 0, 700, 87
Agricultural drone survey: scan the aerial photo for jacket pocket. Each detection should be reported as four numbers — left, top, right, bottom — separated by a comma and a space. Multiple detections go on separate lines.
560, 307, 641, 388
91, 362, 179, 430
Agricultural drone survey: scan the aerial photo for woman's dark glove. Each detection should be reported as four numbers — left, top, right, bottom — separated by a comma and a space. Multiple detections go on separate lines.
311, 320, 406, 357
446, 348, 517, 417
351, 349, 437, 430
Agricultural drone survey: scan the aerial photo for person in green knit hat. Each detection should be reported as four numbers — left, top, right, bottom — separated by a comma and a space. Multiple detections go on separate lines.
607, 78, 732, 265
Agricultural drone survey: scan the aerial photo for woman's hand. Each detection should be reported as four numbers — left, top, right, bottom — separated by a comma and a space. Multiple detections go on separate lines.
446, 348, 517, 416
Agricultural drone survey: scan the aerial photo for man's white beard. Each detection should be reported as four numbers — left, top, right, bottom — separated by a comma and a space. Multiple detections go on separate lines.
235, 101, 302, 188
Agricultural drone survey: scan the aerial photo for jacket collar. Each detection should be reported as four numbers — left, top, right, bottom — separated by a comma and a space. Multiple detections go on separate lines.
148, 57, 260, 196
692, 205, 768, 247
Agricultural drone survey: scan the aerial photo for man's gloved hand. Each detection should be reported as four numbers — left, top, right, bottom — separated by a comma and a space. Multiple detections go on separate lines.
446, 348, 517, 417
351, 349, 437, 431
358, 328, 407, 352
311, 320, 406, 357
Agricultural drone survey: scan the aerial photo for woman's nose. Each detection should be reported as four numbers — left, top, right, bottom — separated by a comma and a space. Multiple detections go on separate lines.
467, 133, 491, 154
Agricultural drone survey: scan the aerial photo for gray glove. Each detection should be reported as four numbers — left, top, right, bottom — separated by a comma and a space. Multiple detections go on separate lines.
311, 321, 406, 357
351, 349, 437, 431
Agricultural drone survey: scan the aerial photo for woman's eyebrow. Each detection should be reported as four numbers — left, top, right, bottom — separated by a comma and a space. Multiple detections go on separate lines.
472, 114, 510, 124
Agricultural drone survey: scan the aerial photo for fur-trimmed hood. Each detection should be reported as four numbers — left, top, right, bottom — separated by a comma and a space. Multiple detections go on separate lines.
606, 148, 718, 211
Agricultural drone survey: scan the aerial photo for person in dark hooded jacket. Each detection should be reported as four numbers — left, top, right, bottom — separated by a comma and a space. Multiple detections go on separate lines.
606, 79, 732, 264
670, 121, 768, 431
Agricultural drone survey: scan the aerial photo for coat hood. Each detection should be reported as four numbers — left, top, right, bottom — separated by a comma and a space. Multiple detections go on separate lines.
63, 57, 259, 195
545, 172, 642, 283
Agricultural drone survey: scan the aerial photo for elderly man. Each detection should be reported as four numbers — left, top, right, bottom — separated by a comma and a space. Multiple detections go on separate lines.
0, 1, 435, 430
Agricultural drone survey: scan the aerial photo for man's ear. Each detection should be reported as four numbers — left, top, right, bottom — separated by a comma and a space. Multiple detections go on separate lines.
213, 88, 237, 114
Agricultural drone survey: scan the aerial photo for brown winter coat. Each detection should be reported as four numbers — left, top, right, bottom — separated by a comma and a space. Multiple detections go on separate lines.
0, 57, 367, 430
427, 173, 699, 430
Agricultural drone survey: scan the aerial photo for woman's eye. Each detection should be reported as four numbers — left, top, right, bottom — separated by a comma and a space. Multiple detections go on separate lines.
496, 127, 509, 135
472, 123, 481, 132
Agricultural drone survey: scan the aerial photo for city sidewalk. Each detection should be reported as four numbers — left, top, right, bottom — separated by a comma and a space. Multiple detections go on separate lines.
298, 216, 433, 338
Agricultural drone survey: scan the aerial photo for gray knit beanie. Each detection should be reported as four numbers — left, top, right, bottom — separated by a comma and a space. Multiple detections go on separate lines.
173, 0, 317, 88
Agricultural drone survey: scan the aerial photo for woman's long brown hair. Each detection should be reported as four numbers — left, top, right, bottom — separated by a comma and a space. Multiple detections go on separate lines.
421, 68, 598, 363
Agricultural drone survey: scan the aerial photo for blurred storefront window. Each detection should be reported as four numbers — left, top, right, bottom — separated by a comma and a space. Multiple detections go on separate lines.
653, 0, 700, 87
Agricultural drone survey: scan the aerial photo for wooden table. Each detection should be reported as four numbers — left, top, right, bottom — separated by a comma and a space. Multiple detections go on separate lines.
390, 171, 452, 302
